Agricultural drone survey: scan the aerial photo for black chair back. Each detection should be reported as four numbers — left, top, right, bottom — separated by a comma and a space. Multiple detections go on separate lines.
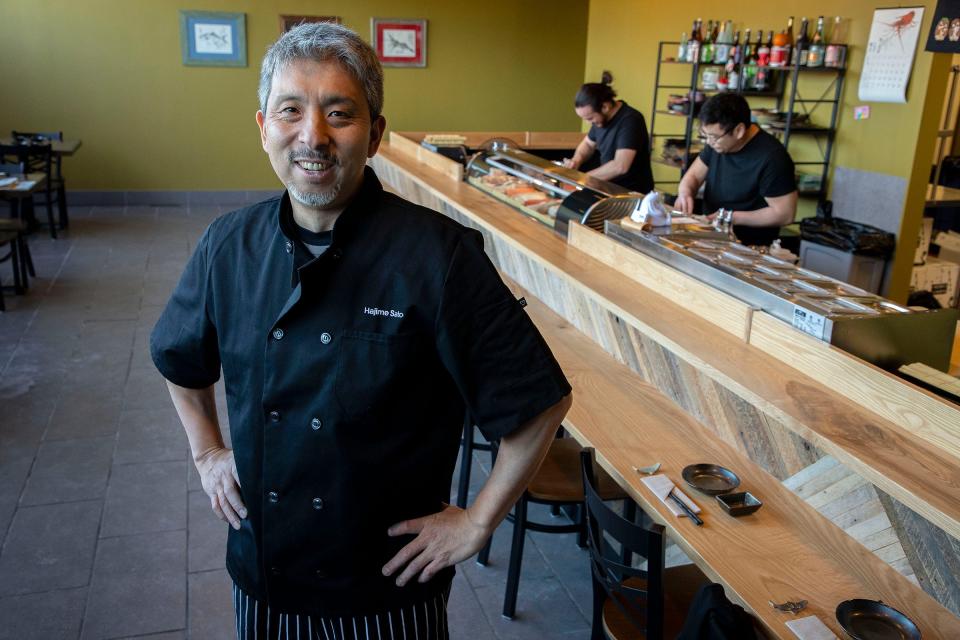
581, 448, 666, 640
11, 131, 63, 177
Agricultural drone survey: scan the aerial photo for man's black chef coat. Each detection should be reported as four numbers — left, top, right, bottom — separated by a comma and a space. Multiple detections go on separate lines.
150, 167, 571, 617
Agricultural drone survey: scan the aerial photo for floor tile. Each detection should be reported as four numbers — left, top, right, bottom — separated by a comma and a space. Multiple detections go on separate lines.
101, 461, 186, 537
188, 569, 235, 640
0, 500, 101, 596
0, 586, 87, 640
20, 436, 114, 506
188, 490, 227, 573
82, 530, 187, 639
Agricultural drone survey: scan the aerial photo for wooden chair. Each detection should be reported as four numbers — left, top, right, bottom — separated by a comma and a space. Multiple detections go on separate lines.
481, 434, 628, 620
580, 448, 709, 640
12, 131, 68, 231
0, 228, 26, 311
0, 142, 57, 237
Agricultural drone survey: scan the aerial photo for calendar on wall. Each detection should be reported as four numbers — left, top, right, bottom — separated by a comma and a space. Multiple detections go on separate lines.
859, 7, 925, 103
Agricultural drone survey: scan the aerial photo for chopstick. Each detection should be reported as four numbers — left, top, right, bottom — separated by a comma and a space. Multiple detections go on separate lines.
669, 489, 704, 526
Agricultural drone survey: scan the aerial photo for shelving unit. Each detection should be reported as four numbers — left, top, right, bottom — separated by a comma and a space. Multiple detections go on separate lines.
649, 40, 845, 200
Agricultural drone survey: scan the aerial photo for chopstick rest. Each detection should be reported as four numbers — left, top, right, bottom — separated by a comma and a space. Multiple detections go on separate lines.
641, 474, 701, 519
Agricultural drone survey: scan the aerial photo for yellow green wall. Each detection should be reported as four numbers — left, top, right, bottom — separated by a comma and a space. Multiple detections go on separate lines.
584, 0, 948, 301
0, 0, 587, 191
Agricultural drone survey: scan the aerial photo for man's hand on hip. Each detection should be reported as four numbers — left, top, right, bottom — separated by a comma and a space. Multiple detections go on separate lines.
196, 447, 247, 530
382, 504, 490, 586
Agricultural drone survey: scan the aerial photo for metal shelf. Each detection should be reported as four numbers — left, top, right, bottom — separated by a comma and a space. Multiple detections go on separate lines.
650, 39, 845, 194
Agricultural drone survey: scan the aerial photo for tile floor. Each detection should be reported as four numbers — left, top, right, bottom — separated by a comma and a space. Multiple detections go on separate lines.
0, 204, 595, 639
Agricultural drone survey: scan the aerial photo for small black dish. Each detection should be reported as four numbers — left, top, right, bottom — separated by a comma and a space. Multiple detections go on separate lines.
835, 599, 921, 640
682, 463, 741, 495
716, 492, 762, 517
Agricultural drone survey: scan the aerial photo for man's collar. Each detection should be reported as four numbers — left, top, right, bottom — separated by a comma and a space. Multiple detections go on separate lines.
277, 165, 383, 287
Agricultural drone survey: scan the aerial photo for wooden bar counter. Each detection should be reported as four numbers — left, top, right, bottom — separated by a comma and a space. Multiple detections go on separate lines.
370, 132, 960, 634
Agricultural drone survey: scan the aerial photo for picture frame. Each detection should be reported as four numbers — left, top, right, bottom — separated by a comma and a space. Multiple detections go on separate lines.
279, 15, 342, 34
179, 11, 247, 67
371, 18, 427, 67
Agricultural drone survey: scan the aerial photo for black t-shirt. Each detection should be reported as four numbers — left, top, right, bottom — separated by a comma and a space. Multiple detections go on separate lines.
150, 167, 571, 617
699, 128, 796, 246
587, 101, 654, 193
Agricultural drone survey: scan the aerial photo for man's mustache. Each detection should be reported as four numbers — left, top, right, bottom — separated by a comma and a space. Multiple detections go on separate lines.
287, 148, 339, 164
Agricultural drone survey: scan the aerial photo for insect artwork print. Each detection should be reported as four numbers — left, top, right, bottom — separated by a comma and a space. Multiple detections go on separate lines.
874, 9, 920, 52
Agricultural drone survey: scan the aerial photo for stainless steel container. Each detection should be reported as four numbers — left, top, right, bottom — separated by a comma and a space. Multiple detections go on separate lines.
606, 221, 958, 373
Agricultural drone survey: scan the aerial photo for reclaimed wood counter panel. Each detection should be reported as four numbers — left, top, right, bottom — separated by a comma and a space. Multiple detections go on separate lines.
516, 283, 960, 638
371, 139, 960, 614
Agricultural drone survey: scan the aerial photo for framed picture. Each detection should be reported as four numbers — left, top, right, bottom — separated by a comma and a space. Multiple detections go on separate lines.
179, 11, 247, 67
371, 18, 427, 67
279, 15, 341, 34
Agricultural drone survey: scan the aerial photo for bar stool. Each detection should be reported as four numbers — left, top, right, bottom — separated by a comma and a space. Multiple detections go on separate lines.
580, 448, 709, 640
480, 435, 629, 619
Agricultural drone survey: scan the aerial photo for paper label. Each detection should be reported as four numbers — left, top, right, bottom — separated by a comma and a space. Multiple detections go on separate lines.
792, 306, 826, 339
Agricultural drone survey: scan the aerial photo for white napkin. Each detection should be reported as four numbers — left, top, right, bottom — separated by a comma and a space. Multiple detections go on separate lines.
640, 474, 701, 518
14, 180, 35, 190
0, 177, 16, 187
785, 616, 838, 640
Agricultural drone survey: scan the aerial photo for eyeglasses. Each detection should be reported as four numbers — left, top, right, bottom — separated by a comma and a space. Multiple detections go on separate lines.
699, 127, 734, 143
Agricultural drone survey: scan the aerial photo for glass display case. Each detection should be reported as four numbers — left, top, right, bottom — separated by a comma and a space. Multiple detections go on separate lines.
465, 142, 643, 235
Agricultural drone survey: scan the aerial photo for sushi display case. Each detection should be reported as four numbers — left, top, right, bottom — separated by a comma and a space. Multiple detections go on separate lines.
465, 143, 643, 235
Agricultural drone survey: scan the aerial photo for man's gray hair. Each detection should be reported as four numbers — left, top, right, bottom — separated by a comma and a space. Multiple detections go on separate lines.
258, 22, 384, 119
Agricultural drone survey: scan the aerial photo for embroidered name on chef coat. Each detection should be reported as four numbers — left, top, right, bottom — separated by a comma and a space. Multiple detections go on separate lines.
363, 306, 405, 318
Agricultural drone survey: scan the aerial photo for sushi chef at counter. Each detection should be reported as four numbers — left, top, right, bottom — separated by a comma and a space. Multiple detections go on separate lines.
675, 93, 798, 247
562, 71, 655, 194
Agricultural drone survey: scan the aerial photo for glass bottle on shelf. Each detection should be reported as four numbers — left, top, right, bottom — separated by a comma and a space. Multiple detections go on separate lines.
754, 32, 769, 90
757, 30, 771, 66
785, 16, 795, 64
687, 18, 703, 62
702, 19, 715, 63
807, 16, 826, 67
743, 31, 759, 90
726, 30, 741, 90
679, 32, 688, 61
715, 20, 733, 64
795, 17, 810, 66
825, 16, 847, 68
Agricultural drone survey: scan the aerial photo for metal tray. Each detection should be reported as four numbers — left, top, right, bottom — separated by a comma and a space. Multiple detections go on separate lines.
835, 599, 921, 640
716, 491, 763, 517
681, 464, 741, 495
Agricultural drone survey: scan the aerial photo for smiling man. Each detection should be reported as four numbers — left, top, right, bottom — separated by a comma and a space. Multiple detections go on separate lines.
150, 23, 571, 640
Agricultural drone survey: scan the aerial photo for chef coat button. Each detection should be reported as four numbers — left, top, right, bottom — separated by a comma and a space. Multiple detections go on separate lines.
310, 417, 322, 430
312, 497, 324, 510
272, 328, 284, 340
320, 332, 332, 345
268, 491, 279, 503
331, 248, 342, 260
285, 241, 293, 254
315, 569, 327, 578
269, 410, 281, 422
271, 566, 281, 575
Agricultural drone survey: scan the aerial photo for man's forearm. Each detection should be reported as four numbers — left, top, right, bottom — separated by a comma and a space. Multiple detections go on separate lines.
587, 160, 627, 181
569, 140, 594, 169
165, 381, 225, 462
467, 394, 573, 532
729, 204, 794, 227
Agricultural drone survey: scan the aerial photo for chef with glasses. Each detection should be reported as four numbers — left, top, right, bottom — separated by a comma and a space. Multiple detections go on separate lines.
675, 93, 798, 247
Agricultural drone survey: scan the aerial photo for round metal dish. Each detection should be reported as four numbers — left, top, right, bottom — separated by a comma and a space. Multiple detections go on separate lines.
835, 599, 921, 640
681, 464, 741, 495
